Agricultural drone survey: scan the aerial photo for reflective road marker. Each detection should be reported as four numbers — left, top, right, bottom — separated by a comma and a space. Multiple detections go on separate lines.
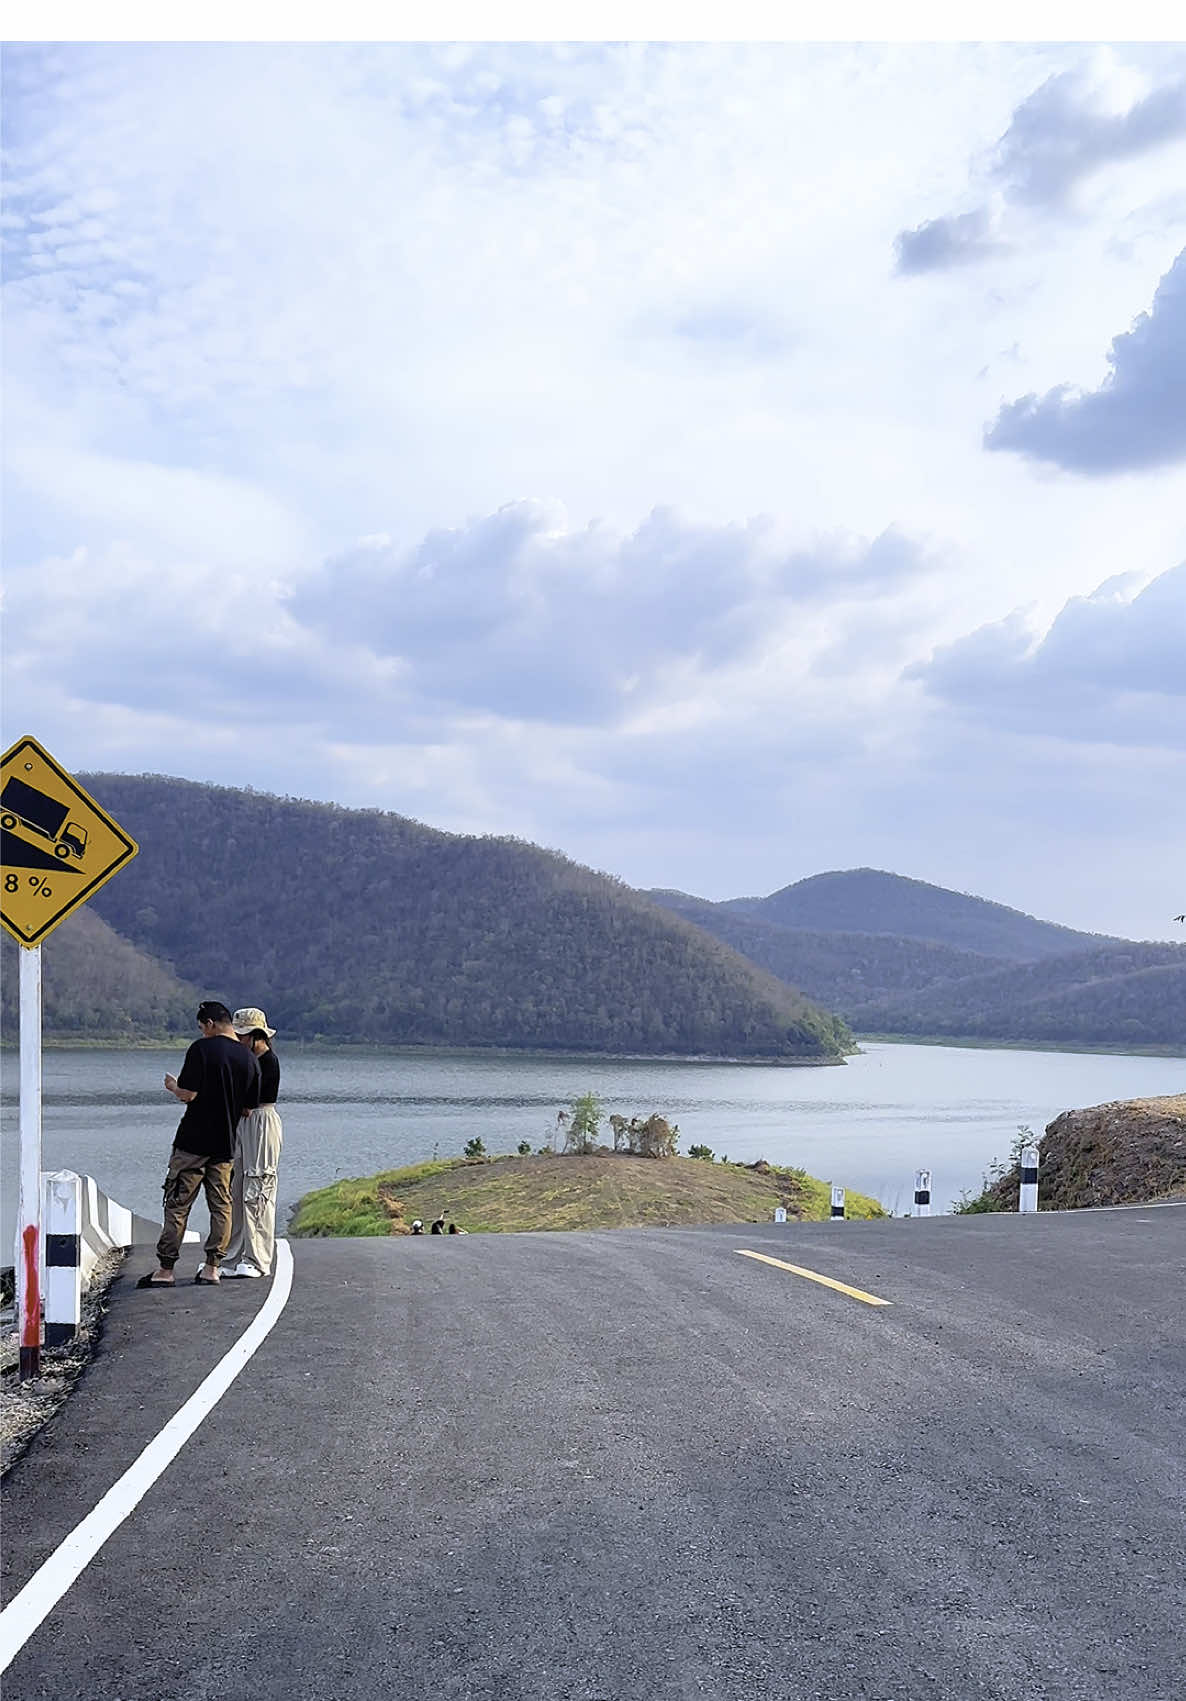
736, 1248, 892, 1307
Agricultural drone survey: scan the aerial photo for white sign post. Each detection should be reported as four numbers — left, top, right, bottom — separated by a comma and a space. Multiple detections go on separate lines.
17, 944, 43, 1380
830, 1185, 845, 1221
1018, 1147, 1040, 1214
914, 1169, 932, 1217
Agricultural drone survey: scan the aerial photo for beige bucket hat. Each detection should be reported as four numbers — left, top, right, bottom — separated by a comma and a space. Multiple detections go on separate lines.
232, 1006, 276, 1038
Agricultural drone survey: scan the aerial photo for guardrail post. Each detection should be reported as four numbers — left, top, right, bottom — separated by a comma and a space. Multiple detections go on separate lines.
43, 1171, 81, 1348
830, 1185, 845, 1221
1018, 1147, 1040, 1213
914, 1169, 932, 1217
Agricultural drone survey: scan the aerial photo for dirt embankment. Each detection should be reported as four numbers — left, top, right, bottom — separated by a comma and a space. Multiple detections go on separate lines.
988, 1094, 1186, 1211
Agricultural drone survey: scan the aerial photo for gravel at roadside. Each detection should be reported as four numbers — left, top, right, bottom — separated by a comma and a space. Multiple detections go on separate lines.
0, 1248, 125, 1475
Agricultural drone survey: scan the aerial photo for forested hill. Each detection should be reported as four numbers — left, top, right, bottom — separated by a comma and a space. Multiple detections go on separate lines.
77, 774, 852, 1060
845, 946, 1186, 1050
647, 890, 1002, 1010
0, 905, 196, 1040
646, 887, 1185, 1050
730, 869, 1120, 960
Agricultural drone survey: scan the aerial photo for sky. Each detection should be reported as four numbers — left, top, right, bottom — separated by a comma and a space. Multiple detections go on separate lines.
3, 38, 1185, 941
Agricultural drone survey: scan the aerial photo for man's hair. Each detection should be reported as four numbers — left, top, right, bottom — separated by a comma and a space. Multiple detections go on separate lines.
196, 1000, 233, 1025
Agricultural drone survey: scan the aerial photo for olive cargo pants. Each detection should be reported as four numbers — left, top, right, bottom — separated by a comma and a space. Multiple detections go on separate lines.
156, 1147, 234, 1269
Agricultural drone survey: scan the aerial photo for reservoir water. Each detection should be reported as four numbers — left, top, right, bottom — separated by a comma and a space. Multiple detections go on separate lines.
2, 1042, 1182, 1252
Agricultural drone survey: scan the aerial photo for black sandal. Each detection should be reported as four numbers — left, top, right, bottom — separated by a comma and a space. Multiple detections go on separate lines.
136, 1273, 174, 1289
194, 1270, 221, 1285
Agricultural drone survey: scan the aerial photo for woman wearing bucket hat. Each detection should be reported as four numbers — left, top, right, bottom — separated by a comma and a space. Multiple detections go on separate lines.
223, 1006, 283, 1279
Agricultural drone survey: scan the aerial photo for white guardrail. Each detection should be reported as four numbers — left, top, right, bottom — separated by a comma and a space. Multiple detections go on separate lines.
39, 1171, 198, 1347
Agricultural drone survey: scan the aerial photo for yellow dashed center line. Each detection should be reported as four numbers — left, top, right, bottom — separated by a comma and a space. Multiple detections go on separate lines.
735, 1248, 892, 1307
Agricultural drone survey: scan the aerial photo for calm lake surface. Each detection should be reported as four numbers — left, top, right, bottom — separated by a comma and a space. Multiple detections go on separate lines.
2, 1043, 1183, 1251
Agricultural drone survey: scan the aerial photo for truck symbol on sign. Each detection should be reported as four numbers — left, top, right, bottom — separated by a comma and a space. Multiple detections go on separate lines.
1, 776, 89, 861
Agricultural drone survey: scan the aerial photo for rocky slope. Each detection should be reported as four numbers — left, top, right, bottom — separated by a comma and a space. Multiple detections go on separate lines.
983, 1094, 1186, 1210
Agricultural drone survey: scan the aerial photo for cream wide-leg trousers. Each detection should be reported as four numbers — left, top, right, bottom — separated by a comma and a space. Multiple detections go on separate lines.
224, 1105, 283, 1274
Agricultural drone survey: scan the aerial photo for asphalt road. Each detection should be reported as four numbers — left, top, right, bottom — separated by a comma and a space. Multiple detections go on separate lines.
3, 1206, 1184, 1700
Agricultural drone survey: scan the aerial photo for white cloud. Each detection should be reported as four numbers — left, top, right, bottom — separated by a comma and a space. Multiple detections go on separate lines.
993, 62, 1186, 209
984, 247, 1186, 472
3, 505, 946, 746
894, 55, 1186, 273
895, 205, 1008, 275
910, 561, 1186, 748
290, 504, 944, 725
3, 42, 1186, 942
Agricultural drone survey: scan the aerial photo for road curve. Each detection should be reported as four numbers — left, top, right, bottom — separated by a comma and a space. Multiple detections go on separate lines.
3, 1206, 1184, 1700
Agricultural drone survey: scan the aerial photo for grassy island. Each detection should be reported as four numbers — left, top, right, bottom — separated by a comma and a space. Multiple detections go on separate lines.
289, 1152, 886, 1237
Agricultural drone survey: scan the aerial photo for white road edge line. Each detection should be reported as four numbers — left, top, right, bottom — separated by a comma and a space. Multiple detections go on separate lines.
0, 1238, 295, 1674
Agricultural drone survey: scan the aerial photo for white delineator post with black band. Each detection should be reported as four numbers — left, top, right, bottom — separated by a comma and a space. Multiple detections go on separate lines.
1018, 1146, 1040, 1213
17, 943, 43, 1380
42, 1171, 81, 1348
830, 1185, 845, 1221
914, 1169, 932, 1217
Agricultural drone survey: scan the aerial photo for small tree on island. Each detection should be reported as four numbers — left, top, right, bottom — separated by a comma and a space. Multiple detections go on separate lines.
607, 1112, 680, 1158
631, 1114, 679, 1158
564, 1092, 602, 1155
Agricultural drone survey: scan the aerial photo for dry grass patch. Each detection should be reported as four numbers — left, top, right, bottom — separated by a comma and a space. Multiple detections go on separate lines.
291, 1153, 885, 1236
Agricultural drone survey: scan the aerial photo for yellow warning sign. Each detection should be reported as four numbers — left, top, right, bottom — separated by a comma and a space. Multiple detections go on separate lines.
1, 736, 139, 948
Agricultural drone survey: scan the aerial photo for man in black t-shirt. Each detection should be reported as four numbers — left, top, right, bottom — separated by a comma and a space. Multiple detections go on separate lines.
137, 1001, 260, 1289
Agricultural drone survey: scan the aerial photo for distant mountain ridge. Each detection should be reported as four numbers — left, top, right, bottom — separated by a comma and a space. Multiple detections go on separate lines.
726, 868, 1123, 960
7, 779, 1176, 1053
646, 890, 1004, 1009
646, 873, 1184, 1051
846, 948, 1186, 1049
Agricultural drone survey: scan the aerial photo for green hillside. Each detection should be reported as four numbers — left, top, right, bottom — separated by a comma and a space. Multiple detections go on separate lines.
16, 778, 1169, 1055
847, 946, 1186, 1050
79, 774, 852, 1060
648, 887, 1184, 1050
290, 1153, 887, 1236
730, 868, 1121, 961
646, 889, 1000, 1007
0, 905, 196, 1041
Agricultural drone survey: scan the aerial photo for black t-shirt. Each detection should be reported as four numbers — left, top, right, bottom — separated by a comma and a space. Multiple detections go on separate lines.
243, 1048, 281, 1110
175, 1035, 260, 1161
